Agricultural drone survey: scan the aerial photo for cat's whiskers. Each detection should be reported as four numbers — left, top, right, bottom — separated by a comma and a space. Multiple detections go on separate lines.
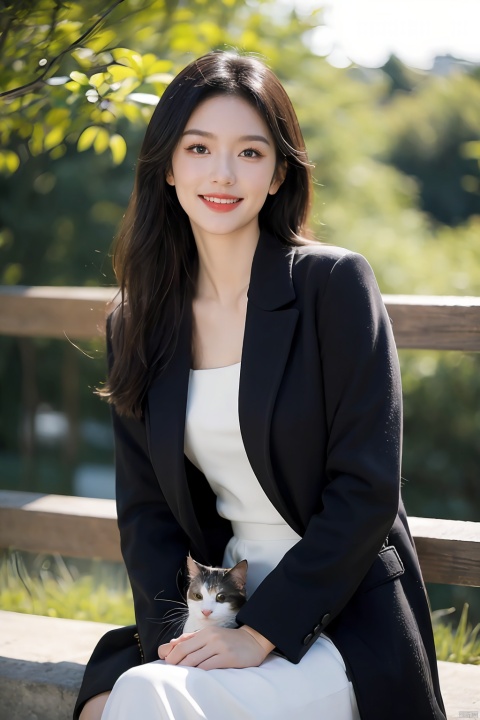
164, 607, 188, 617
154, 597, 188, 607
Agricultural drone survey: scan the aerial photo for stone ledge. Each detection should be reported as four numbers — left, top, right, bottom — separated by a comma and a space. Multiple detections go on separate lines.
0, 611, 119, 720
436, 659, 479, 719
0, 611, 478, 720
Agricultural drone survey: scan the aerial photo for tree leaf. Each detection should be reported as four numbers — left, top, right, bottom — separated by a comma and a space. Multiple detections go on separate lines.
147, 59, 173, 74
89, 73, 108, 89
86, 29, 117, 53
100, 110, 116, 124
65, 80, 82, 92
45, 108, 70, 125
140, 53, 161, 73
107, 64, 138, 82
50, 144, 67, 160
70, 71, 89, 85
28, 124, 44, 156
44, 125, 67, 150
0, 151, 20, 174
111, 48, 143, 73
109, 134, 127, 165
93, 128, 110, 154
77, 126, 100, 151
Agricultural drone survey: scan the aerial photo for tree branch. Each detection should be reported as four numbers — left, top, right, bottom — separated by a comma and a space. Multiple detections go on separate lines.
0, 0, 126, 101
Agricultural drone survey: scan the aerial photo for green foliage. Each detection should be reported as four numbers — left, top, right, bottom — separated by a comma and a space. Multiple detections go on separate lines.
383, 72, 480, 225
0, 0, 280, 173
0, 550, 134, 624
400, 350, 480, 521
282, 56, 480, 296
432, 604, 480, 665
0, 146, 125, 286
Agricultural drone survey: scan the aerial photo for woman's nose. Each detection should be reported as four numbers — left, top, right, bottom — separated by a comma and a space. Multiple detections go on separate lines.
210, 155, 235, 185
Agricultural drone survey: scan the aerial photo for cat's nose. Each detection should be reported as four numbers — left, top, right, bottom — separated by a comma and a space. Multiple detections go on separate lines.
202, 609, 213, 617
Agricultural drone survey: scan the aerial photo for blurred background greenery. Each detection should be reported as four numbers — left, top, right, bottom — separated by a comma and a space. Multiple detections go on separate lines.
1, 0, 479, 625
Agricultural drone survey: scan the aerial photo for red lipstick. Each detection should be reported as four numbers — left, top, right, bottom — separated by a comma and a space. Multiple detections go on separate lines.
199, 194, 243, 213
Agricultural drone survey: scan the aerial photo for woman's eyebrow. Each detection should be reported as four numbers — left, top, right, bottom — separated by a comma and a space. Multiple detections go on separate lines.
182, 129, 271, 145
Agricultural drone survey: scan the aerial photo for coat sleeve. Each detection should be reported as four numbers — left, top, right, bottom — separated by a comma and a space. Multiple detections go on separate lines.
107, 313, 190, 664
235, 252, 402, 663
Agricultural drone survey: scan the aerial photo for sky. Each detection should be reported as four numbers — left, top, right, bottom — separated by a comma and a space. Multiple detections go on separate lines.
295, 0, 480, 69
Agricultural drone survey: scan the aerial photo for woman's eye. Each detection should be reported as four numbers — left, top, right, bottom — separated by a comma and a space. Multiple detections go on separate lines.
194, 592, 203, 600
216, 593, 226, 603
240, 148, 261, 158
188, 144, 209, 154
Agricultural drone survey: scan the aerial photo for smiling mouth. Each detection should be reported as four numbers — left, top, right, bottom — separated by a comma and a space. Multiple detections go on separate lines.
200, 195, 242, 205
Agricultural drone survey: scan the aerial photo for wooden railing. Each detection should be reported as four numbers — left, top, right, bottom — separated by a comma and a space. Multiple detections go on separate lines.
0, 286, 479, 590
1, 490, 479, 588
1, 285, 480, 349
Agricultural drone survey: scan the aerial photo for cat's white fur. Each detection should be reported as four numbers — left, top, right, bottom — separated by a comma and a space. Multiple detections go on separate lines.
183, 582, 238, 633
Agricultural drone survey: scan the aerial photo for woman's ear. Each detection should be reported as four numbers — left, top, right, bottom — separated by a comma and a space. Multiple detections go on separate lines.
268, 158, 287, 195
166, 168, 175, 186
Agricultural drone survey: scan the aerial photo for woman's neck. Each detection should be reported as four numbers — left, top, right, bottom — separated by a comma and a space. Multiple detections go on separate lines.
193, 226, 259, 306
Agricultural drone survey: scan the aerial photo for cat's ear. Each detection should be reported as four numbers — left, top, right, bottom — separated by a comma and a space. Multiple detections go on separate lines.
186, 554, 202, 579
226, 559, 248, 589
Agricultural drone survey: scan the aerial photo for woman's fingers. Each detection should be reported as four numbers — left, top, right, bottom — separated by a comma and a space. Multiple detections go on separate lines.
158, 631, 197, 658
163, 633, 208, 664
170, 632, 196, 644
177, 647, 218, 667
158, 641, 173, 659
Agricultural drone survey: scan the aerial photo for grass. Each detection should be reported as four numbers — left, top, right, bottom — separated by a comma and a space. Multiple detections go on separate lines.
432, 604, 480, 665
0, 550, 134, 625
1, 550, 479, 664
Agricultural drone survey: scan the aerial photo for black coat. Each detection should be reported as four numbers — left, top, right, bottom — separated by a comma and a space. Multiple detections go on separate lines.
74, 229, 446, 720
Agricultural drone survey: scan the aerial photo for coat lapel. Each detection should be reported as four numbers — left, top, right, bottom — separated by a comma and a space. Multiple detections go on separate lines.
145, 301, 206, 550
146, 229, 300, 553
238, 232, 300, 531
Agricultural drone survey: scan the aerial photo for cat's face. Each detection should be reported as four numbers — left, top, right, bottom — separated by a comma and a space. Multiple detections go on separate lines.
183, 556, 248, 633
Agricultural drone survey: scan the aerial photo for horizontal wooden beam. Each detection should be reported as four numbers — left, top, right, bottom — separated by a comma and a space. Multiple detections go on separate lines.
408, 516, 480, 587
1, 492, 479, 586
0, 287, 480, 350
0, 286, 118, 340
384, 295, 480, 351
0, 491, 121, 563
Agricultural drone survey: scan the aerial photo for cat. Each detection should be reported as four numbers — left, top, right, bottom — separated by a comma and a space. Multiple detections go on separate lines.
156, 555, 248, 638
183, 555, 248, 633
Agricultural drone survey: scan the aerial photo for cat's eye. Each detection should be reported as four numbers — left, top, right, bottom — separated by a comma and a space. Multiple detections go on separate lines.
216, 593, 226, 603
194, 592, 203, 600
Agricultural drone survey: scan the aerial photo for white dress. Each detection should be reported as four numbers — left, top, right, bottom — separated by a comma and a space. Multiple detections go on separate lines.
101, 362, 360, 720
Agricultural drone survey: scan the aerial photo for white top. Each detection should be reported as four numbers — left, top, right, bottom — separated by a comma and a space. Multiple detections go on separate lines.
184, 362, 300, 542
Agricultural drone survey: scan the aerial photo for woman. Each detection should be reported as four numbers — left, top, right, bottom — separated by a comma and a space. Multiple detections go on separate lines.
74, 51, 446, 720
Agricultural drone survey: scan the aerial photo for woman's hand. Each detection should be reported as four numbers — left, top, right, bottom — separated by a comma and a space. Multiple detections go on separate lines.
158, 625, 275, 670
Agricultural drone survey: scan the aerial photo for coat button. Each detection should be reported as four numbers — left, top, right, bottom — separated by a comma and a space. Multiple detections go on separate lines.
320, 613, 331, 626
313, 624, 322, 634
303, 633, 314, 645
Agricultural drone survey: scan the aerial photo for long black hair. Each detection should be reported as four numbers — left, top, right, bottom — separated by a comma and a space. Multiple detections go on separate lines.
99, 50, 314, 418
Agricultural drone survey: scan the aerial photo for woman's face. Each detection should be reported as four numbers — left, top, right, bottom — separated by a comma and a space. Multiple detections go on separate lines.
166, 94, 284, 242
